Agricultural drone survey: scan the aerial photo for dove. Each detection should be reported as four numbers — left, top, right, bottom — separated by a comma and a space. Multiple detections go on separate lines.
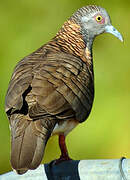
5, 5, 123, 174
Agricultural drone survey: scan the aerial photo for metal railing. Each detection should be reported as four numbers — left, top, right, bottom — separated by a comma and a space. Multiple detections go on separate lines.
0, 158, 129, 180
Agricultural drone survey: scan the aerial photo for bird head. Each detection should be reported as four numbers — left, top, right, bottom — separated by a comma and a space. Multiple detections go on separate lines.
71, 5, 123, 46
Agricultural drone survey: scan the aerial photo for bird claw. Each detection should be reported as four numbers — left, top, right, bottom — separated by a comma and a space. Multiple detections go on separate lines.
50, 156, 72, 166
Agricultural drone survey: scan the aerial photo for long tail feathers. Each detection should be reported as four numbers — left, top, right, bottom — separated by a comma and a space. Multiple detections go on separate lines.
10, 114, 56, 174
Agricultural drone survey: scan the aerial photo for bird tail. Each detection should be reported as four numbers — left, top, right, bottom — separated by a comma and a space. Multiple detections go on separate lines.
10, 114, 56, 174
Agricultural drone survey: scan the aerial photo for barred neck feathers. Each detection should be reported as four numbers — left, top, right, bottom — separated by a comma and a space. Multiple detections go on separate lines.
54, 19, 91, 64
52, 7, 101, 65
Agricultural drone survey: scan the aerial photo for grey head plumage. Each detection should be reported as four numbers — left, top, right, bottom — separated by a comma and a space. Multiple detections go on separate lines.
70, 5, 123, 47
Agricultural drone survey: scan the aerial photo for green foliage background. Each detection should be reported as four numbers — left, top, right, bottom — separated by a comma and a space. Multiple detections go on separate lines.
0, 0, 129, 174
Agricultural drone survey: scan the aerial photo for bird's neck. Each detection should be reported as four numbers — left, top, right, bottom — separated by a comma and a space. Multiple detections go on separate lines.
53, 19, 93, 66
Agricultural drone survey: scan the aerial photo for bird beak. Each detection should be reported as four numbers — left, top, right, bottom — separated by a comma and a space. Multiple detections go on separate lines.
105, 25, 123, 42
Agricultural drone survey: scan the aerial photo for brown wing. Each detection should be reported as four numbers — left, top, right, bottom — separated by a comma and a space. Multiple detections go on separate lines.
31, 52, 94, 122
5, 46, 46, 113
5, 50, 93, 174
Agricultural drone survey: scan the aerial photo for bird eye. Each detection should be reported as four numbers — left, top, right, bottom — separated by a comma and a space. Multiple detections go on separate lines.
96, 15, 103, 22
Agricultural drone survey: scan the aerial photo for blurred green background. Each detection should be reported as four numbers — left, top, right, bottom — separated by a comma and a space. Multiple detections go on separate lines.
0, 0, 129, 174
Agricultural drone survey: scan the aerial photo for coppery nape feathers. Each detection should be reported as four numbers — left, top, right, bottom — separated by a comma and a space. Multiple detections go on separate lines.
5, 5, 123, 174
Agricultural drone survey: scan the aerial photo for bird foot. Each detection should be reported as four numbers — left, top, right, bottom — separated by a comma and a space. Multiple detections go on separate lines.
50, 155, 72, 166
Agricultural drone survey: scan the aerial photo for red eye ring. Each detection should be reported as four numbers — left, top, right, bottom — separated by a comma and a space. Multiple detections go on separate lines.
94, 14, 105, 24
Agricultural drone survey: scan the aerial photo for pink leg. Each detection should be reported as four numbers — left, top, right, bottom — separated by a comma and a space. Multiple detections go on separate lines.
49, 134, 72, 165
59, 134, 71, 161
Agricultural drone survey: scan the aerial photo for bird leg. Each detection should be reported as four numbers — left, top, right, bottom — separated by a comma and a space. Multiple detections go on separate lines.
51, 134, 72, 165
58, 134, 71, 161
